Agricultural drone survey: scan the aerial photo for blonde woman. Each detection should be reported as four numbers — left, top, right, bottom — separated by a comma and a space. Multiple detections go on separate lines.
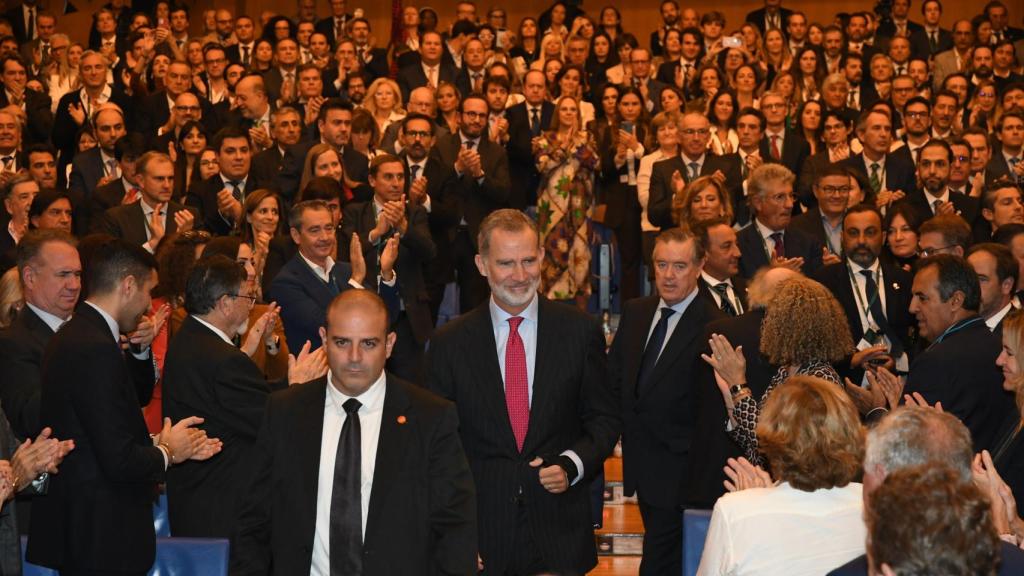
992, 310, 1024, 503
0, 267, 22, 329
47, 35, 80, 114
529, 32, 565, 73
672, 175, 734, 231
362, 77, 406, 142
533, 95, 599, 305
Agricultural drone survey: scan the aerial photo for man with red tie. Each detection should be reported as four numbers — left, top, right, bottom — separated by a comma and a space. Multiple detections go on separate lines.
427, 209, 621, 575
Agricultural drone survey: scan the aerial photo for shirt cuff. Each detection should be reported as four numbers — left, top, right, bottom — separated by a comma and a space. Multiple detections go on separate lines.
131, 346, 152, 360
379, 271, 397, 287
347, 278, 364, 290
422, 195, 432, 213
561, 450, 584, 486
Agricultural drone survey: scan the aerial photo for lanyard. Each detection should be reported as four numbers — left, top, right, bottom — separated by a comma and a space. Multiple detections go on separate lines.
930, 317, 984, 347
848, 263, 881, 328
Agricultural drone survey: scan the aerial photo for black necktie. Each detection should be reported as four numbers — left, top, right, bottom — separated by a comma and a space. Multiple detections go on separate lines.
712, 283, 737, 316
229, 180, 242, 202
929, 31, 937, 52
27, 7, 34, 41
860, 270, 904, 358
410, 164, 420, 181
464, 139, 477, 150
330, 398, 363, 576
530, 107, 541, 136
636, 307, 675, 396
242, 45, 250, 65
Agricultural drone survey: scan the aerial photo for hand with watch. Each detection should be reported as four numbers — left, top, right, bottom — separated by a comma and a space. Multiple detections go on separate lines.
701, 333, 749, 421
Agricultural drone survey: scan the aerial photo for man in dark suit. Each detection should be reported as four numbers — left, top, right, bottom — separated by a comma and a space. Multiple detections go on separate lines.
135, 61, 215, 140
978, 183, 1024, 244
0, 54, 52, 145
249, 107, 302, 186
93, 152, 199, 250
609, 227, 723, 576
745, 0, 792, 36
966, 243, 1018, 334
812, 204, 914, 387
685, 267, 798, 509
426, 209, 620, 575
429, 94, 512, 313
791, 164, 856, 260
908, 0, 953, 59
232, 289, 476, 575
693, 217, 747, 316
648, 111, 743, 229
261, 38, 301, 105
875, 0, 924, 41
736, 163, 824, 278
68, 105, 127, 236
904, 254, 1017, 451
26, 239, 221, 575
349, 18, 389, 83
840, 53, 881, 111
827, 406, 1024, 576
225, 15, 257, 66
759, 91, 810, 182
0, 230, 80, 440
0, 173, 35, 272
2, 0, 38, 44
901, 139, 981, 223
396, 31, 459, 103
314, 0, 352, 48
269, 200, 398, 352
162, 255, 325, 538
987, 111, 1024, 186
340, 154, 436, 382
624, 48, 667, 114
187, 127, 265, 236
88, 134, 146, 218
843, 110, 918, 198
506, 70, 554, 211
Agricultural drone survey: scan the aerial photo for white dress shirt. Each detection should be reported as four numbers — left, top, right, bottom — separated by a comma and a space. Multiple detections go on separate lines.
700, 272, 741, 314
861, 154, 888, 191
25, 302, 67, 332
924, 188, 950, 214
191, 315, 234, 344
987, 302, 1015, 332
490, 295, 584, 483
680, 153, 705, 180
310, 370, 387, 575
697, 482, 865, 576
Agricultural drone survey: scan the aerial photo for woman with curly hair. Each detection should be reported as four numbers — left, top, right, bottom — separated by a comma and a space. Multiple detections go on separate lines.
672, 175, 734, 232
704, 276, 855, 465
533, 95, 599, 306
698, 375, 866, 575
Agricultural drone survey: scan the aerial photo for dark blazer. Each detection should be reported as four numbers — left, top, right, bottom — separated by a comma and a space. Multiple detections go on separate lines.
875, 19, 924, 42
249, 146, 286, 188
314, 13, 352, 48
67, 148, 111, 236
429, 132, 511, 250
92, 200, 199, 246
610, 295, 724, 509
685, 309, 775, 508
396, 61, 459, 103
0, 305, 56, 439
985, 151, 1019, 187
0, 88, 52, 145
904, 317, 1017, 452
186, 173, 266, 236
53, 87, 133, 186
359, 47, 391, 83
697, 275, 748, 314
162, 315, 287, 538
597, 123, 647, 230
406, 154, 461, 288
2, 6, 29, 43
134, 90, 217, 139
88, 177, 132, 223
843, 152, 917, 196
900, 188, 981, 224
648, 154, 744, 229
26, 304, 161, 573
909, 27, 953, 59
340, 200, 437, 344
224, 42, 255, 66
789, 207, 840, 254
425, 298, 621, 575
261, 67, 297, 104
736, 221, 824, 278
744, 7, 794, 35
505, 101, 554, 210
230, 374, 477, 576
827, 543, 1024, 576
758, 130, 810, 187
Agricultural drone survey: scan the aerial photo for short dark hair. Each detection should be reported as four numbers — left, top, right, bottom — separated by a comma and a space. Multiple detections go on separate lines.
966, 242, 1019, 289
482, 74, 511, 95
903, 95, 931, 114
299, 177, 343, 204
916, 254, 981, 312
211, 126, 252, 153
16, 229, 77, 271
981, 182, 1023, 212
402, 112, 435, 135
919, 213, 972, 251
113, 133, 147, 162
690, 216, 730, 257
450, 19, 477, 38
84, 238, 158, 298
369, 153, 403, 178
931, 88, 959, 107
816, 163, 854, 186
184, 254, 247, 316
24, 143, 56, 161
28, 188, 71, 224
735, 106, 765, 131
919, 139, 952, 163
317, 97, 354, 125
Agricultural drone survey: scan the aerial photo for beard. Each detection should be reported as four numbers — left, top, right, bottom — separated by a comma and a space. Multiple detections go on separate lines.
491, 276, 540, 309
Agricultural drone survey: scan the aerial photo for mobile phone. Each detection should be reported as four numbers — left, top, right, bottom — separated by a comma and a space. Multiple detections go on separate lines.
619, 121, 634, 134
722, 36, 742, 48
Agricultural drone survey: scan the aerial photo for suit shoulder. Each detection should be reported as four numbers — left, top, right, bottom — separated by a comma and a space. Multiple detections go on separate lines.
431, 305, 485, 344
393, 376, 454, 416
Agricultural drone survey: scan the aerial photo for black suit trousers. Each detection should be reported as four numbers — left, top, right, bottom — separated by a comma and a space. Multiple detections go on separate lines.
637, 498, 682, 576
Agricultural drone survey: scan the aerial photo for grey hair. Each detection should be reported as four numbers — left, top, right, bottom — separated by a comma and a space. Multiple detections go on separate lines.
865, 407, 973, 482
747, 163, 795, 201
477, 209, 538, 257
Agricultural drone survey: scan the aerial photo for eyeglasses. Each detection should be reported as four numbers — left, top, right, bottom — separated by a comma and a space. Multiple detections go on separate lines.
462, 111, 488, 119
404, 130, 432, 138
174, 105, 200, 112
762, 102, 786, 110
680, 128, 710, 136
820, 185, 853, 195
919, 245, 955, 257
227, 293, 257, 306
905, 111, 928, 119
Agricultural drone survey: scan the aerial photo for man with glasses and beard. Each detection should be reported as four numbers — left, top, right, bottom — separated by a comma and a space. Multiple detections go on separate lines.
901, 139, 980, 222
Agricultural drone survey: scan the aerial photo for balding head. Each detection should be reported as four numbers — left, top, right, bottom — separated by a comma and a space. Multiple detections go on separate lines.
235, 75, 269, 119
321, 290, 395, 396
407, 87, 436, 115
747, 267, 802, 308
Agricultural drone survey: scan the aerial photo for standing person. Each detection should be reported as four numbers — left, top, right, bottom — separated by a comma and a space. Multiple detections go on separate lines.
231, 290, 477, 575
26, 239, 221, 575
609, 227, 723, 575
426, 209, 620, 575
162, 255, 327, 538
533, 95, 599, 306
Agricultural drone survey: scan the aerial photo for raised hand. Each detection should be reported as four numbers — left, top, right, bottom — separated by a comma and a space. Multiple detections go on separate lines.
903, 391, 943, 412
68, 102, 85, 126
349, 233, 367, 286
380, 235, 399, 282
216, 188, 243, 221
173, 209, 195, 233
287, 340, 328, 384
242, 303, 280, 357
701, 333, 746, 389
146, 203, 166, 244
127, 303, 170, 351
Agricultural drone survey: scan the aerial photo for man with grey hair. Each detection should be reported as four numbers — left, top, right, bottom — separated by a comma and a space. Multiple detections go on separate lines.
826, 407, 1024, 575
736, 163, 824, 278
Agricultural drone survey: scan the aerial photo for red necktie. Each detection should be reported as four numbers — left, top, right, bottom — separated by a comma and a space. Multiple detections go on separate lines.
123, 187, 140, 204
505, 316, 529, 452
770, 232, 785, 260
770, 135, 782, 161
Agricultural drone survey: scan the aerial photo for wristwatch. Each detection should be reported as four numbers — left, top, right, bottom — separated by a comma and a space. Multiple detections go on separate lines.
730, 383, 751, 401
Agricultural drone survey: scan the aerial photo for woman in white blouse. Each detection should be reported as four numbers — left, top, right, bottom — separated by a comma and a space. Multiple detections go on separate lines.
696, 375, 866, 576
636, 111, 678, 252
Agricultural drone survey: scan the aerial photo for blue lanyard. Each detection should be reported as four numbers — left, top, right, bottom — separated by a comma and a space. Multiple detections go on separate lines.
931, 317, 984, 346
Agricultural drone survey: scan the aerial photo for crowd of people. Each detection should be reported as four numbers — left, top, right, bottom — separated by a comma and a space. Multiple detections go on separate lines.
0, 0, 1024, 574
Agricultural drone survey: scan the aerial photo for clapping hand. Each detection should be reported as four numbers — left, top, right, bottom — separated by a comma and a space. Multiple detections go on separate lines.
287, 340, 328, 385
173, 209, 195, 233
903, 391, 943, 412
822, 247, 842, 266
844, 363, 903, 415
11, 427, 75, 492
216, 188, 243, 221
349, 233, 367, 286
701, 333, 746, 416
241, 302, 281, 357
157, 417, 222, 464
723, 457, 773, 492
380, 235, 399, 282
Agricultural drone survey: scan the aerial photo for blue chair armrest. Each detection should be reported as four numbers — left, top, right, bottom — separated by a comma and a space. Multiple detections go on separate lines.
682, 509, 713, 576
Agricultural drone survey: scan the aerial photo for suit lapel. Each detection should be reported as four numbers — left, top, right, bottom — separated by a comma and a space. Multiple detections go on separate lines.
523, 299, 556, 453
881, 262, 906, 326
628, 298, 660, 396
127, 202, 149, 246
364, 376, 412, 544
294, 378, 328, 545
470, 305, 517, 452
641, 298, 703, 397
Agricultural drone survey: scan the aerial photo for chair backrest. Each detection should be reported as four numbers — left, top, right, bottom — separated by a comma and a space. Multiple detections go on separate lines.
21, 536, 57, 576
682, 509, 713, 576
151, 537, 230, 576
154, 493, 170, 537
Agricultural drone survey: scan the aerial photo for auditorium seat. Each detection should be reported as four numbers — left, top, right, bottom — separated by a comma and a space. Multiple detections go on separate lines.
154, 493, 170, 537
682, 509, 713, 576
22, 536, 230, 576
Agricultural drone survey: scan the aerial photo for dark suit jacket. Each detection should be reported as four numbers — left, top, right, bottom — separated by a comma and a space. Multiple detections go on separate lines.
904, 317, 1016, 452
0, 306, 56, 439
26, 304, 161, 573
425, 298, 621, 575
685, 309, 775, 508
88, 177, 132, 223
789, 207, 841, 254
340, 200, 437, 344
506, 101, 554, 210
843, 152, 917, 196
54, 87, 133, 187
404, 155, 461, 288
597, 123, 647, 229
186, 173, 267, 236
314, 13, 352, 48
230, 374, 477, 576
67, 148, 110, 236
875, 19, 924, 42
744, 7, 794, 35
697, 275, 748, 315
360, 47, 391, 83
92, 200, 199, 246
0, 87, 52, 144
648, 154, 744, 229
162, 315, 286, 538
827, 542, 1024, 576
985, 151, 1018, 187
909, 27, 953, 59
250, 146, 286, 189
758, 130, 810, 186
134, 90, 217, 140
900, 188, 981, 224
429, 132, 511, 250
736, 221, 824, 278
609, 295, 723, 509
396, 61, 459, 103
2, 6, 29, 44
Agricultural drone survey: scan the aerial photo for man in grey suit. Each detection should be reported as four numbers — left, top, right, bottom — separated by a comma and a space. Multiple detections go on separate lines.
932, 20, 975, 90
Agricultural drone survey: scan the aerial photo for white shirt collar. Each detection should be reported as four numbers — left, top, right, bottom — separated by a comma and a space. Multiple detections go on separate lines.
25, 302, 68, 332
489, 293, 539, 329
849, 257, 881, 276
681, 152, 705, 166
924, 188, 949, 206
325, 366, 387, 412
220, 173, 248, 188
1004, 149, 1022, 164
658, 288, 699, 315
191, 315, 234, 345
701, 270, 732, 286
84, 300, 121, 343
300, 251, 335, 283
987, 302, 1015, 331
755, 216, 783, 236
